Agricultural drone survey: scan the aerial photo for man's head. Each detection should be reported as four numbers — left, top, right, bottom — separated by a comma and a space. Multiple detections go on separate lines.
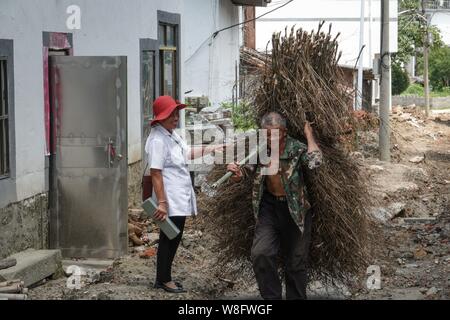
261, 112, 287, 148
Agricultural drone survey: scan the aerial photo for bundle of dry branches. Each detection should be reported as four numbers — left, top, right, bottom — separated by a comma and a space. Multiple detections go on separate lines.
200, 23, 380, 286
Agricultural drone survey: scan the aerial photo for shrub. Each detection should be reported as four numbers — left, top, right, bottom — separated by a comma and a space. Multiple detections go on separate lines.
392, 64, 410, 95
222, 101, 257, 131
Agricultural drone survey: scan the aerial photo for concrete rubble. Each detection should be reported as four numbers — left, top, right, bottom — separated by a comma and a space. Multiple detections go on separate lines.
0, 249, 63, 299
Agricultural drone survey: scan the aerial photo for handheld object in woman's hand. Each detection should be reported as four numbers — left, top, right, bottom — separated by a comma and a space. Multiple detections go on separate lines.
142, 198, 180, 240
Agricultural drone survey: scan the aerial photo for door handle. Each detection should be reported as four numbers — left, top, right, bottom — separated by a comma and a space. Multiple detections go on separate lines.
107, 139, 123, 167
107, 139, 115, 167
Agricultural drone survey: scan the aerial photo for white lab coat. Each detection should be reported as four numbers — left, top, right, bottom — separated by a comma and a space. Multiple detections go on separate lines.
144, 124, 197, 217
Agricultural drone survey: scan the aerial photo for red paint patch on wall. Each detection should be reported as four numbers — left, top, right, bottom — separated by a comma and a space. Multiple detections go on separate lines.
43, 33, 73, 155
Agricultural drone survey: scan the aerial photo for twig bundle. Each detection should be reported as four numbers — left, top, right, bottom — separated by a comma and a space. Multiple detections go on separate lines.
200, 24, 380, 285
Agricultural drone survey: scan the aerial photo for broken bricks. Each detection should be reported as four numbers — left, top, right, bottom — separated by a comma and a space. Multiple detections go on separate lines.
414, 247, 428, 260
139, 248, 157, 259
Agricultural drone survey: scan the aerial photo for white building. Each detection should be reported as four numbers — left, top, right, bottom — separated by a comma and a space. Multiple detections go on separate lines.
255, 0, 398, 70
0, 0, 250, 258
427, 0, 450, 45
253, 0, 399, 110
431, 12, 450, 45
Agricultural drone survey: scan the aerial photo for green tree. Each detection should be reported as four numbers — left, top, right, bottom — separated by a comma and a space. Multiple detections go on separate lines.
394, 0, 442, 66
429, 46, 450, 90
392, 63, 410, 95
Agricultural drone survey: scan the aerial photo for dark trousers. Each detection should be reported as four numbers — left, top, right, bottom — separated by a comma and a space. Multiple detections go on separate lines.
251, 192, 312, 300
155, 216, 186, 284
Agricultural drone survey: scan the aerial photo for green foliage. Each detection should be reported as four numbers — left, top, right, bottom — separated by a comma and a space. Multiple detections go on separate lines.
401, 83, 450, 97
401, 83, 424, 95
221, 101, 257, 131
392, 64, 410, 95
394, 0, 443, 65
429, 46, 450, 90
431, 87, 450, 97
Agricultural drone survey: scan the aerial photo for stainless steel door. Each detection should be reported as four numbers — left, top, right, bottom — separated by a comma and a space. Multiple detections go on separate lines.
49, 56, 128, 259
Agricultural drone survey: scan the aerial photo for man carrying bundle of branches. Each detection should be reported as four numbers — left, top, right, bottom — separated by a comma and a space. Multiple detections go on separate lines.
200, 25, 376, 299
226, 112, 322, 300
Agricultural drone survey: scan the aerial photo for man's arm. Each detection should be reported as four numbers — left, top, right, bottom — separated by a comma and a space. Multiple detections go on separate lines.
304, 122, 320, 153
302, 122, 323, 169
226, 163, 255, 183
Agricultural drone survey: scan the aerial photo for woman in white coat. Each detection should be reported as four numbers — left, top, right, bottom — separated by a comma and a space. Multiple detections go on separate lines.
145, 95, 221, 293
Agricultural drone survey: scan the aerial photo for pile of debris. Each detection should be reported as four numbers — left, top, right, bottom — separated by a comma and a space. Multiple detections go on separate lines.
0, 258, 28, 300
128, 209, 159, 259
240, 46, 271, 72
128, 209, 151, 246
0, 279, 28, 300
201, 24, 380, 286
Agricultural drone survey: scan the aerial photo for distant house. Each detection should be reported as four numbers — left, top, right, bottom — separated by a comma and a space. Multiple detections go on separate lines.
0, 0, 261, 259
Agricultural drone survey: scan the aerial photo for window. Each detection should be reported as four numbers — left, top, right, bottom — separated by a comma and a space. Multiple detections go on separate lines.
0, 58, 9, 178
142, 50, 155, 119
159, 24, 177, 98
142, 50, 156, 141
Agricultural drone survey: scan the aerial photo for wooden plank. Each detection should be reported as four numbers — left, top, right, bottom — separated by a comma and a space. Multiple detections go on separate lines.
0, 279, 24, 288
0, 284, 22, 294
0, 293, 27, 300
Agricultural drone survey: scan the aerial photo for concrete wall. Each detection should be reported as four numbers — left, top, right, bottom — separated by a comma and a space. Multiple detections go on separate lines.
0, 0, 180, 208
0, 0, 242, 256
255, 0, 398, 69
183, 0, 241, 106
0, 0, 242, 210
0, 193, 48, 259
392, 95, 450, 109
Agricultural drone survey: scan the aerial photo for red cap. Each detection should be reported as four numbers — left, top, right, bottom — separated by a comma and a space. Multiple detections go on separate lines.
151, 96, 186, 126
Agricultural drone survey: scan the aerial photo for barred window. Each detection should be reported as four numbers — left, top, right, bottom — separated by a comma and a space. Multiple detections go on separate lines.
0, 58, 9, 178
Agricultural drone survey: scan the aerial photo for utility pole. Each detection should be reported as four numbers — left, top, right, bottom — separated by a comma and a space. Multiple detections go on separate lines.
422, 0, 430, 117
379, 0, 390, 162
356, 0, 365, 110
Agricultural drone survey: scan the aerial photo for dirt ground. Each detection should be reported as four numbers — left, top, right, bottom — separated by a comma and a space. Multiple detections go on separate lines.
28, 107, 449, 300
352, 107, 450, 300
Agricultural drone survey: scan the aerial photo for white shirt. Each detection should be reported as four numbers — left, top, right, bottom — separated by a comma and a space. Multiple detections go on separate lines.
144, 124, 197, 217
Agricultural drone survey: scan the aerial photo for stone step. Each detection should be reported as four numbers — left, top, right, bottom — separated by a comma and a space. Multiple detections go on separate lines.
0, 249, 62, 287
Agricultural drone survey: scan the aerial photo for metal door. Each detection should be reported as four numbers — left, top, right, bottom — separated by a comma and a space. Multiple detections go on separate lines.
49, 56, 128, 259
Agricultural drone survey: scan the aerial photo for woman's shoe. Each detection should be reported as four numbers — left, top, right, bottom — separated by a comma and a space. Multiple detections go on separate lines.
154, 281, 184, 289
154, 282, 186, 293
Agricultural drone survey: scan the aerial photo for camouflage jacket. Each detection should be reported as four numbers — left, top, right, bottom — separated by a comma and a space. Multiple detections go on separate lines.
242, 135, 322, 233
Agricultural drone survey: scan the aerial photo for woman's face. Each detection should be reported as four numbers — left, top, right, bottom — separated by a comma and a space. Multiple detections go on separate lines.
160, 108, 180, 131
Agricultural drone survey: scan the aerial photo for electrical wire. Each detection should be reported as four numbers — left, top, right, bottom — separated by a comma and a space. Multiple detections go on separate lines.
185, 0, 294, 63
212, 0, 294, 38
353, 44, 366, 71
